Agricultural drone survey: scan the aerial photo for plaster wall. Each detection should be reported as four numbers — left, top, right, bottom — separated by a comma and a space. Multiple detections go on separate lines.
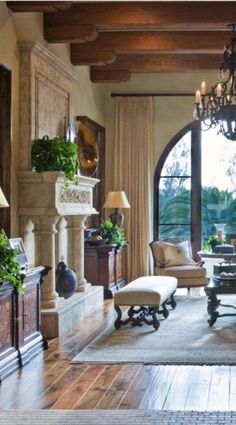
0, 3, 106, 236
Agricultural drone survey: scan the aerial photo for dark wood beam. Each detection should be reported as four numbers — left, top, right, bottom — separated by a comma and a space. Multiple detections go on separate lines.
71, 51, 117, 66
90, 53, 221, 82
71, 31, 227, 66
44, 23, 97, 43
7, 1, 72, 13
92, 53, 222, 73
90, 69, 131, 83
44, 2, 236, 31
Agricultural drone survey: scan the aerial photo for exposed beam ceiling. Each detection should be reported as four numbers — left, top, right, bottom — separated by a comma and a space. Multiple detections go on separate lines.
6, 1, 236, 82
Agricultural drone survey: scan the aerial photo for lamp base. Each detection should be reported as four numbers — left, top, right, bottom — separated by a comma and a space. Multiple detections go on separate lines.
109, 209, 124, 227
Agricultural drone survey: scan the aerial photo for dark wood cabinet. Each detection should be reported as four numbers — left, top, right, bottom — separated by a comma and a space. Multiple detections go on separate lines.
0, 266, 47, 381
85, 243, 126, 298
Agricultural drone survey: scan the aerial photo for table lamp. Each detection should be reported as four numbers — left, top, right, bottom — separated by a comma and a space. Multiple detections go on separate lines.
103, 191, 130, 227
0, 187, 9, 208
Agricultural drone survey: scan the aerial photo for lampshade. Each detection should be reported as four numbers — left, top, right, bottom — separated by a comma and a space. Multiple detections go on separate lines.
103, 191, 130, 209
103, 191, 130, 227
0, 187, 9, 208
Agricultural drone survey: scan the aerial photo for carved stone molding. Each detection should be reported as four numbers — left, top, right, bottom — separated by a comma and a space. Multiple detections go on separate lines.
60, 188, 90, 204
18, 41, 78, 83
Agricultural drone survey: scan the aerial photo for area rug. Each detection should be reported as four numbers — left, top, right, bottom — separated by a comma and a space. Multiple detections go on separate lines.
1, 410, 236, 425
72, 295, 236, 365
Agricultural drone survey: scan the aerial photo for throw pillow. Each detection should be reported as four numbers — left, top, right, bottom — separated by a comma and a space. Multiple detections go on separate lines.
163, 241, 193, 267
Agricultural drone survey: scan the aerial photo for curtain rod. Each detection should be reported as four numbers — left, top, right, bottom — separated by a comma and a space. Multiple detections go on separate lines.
111, 93, 194, 97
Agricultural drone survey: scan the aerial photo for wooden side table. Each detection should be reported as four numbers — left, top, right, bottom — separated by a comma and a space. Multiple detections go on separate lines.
84, 243, 126, 299
204, 278, 236, 326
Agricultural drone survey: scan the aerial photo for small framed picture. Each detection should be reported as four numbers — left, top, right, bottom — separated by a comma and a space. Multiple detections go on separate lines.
9, 238, 28, 270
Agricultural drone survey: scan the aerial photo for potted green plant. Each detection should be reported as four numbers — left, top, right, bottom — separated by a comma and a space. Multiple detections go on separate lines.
208, 234, 223, 252
31, 135, 78, 181
0, 230, 24, 294
99, 219, 127, 245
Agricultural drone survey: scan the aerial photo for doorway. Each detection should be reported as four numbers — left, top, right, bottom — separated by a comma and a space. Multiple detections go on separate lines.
0, 65, 11, 236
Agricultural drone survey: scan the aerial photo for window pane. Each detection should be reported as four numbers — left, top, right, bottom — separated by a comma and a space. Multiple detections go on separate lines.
201, 128, 236, 247
161, 132, 191, 177
159, 177, 191, 224
159, 224, 190, 239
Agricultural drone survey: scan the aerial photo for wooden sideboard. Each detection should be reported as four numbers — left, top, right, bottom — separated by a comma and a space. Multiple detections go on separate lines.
0, 266, 47, 381
84, 243, 126, 298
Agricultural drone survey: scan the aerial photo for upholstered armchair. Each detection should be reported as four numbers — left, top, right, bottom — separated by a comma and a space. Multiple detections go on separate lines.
150, 238, 208, 289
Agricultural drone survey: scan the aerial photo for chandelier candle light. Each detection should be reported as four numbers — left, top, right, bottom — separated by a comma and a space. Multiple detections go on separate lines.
194, 24, 236, 141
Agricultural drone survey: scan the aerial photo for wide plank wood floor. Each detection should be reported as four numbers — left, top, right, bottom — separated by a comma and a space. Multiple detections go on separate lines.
0, 298, 236, 411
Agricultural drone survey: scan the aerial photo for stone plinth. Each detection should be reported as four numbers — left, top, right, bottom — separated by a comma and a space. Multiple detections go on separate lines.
41, 286, 103, 338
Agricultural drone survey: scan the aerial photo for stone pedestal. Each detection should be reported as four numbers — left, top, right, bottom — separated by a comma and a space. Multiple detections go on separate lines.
41, 286, 103, 338
18, 171, 101, 337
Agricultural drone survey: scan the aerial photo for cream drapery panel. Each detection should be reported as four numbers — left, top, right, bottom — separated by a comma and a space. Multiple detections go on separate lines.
113, 97, 155, 281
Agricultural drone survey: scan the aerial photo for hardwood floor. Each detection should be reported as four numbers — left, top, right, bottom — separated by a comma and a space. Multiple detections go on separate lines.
0, 298, 236, 411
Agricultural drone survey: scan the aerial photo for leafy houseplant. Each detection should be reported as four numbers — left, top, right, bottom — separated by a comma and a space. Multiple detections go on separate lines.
31, 135, 78, 181
0, 230, 24, 294
208, 234, 224, 251
99, 220, 127, 245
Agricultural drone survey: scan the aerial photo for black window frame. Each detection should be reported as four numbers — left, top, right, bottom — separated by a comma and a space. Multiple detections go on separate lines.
154, 120, 201, 259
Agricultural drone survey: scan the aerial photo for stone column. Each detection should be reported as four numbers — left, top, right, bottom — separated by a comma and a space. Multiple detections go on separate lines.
65, 215, 91, 292
56, 216, 67, 264
32, 215, 60, 308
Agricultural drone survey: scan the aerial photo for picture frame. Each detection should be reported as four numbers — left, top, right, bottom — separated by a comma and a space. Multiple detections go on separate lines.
9, 238, 28, 270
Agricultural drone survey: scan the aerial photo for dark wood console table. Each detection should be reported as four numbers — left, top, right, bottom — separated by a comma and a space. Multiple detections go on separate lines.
84, 243, 126, 298
204, 278, 236, 326
0, 266, 48, 381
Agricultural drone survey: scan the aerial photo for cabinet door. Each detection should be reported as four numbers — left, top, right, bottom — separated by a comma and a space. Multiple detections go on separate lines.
17, 267, 47, 366
23, 280, 40, 343
0, 283, 18, 381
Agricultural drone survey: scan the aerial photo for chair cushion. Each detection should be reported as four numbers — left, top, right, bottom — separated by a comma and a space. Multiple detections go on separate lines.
157, 264, 207, 278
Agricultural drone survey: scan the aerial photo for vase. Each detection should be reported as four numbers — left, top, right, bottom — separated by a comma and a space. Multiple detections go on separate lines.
56, 261, 77, 299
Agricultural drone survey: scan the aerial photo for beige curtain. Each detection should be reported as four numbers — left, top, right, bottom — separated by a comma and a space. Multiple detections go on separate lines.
113, 97, 155, 281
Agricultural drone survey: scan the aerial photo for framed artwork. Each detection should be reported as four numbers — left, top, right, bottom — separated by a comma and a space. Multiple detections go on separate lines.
9, 238, 28, 270
75, 116, 105, 227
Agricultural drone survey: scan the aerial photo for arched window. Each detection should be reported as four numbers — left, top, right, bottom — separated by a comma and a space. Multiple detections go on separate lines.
154, 121, 201, 257
154, 120, 236, 256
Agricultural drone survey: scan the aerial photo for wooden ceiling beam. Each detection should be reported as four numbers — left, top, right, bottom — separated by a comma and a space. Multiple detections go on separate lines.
71, 51, 117, 66
43, 2, 236, 31
90, 69, 131, 83
44, 24, 97, 43
70, 31, 227, 65
94, 53, 222, 73
6, 1, 72, 13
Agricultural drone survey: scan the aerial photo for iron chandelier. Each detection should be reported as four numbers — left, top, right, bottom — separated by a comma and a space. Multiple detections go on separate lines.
194, 24, 236, 141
